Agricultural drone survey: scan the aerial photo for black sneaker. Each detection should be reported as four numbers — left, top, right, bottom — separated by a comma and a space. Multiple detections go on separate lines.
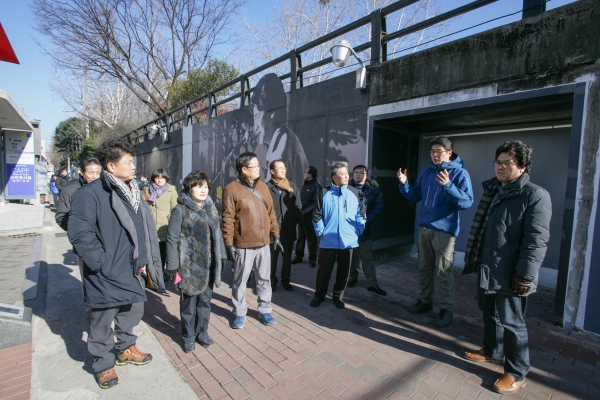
310, 297, 323, 307
184, 343, 195, 353
332, 296, 345, 309
347, 279, 358, 287
291, 256, 303, 264
409, 299, 433, 314
196, 337, 214, 348
308, 261, 316, 268
282, 282, 293, 291
434, 309, 453, 328
367, 285, 387, 296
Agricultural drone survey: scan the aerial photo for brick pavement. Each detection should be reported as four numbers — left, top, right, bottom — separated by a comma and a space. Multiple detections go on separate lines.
0, 343, 31, 400
142, 255, 600, 399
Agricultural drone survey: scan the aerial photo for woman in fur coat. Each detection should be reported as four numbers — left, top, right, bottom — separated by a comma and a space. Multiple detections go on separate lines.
164, 171, 227, 353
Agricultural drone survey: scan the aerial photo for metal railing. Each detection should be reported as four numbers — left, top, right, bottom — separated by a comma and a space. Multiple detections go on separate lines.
124, 0, 546, 144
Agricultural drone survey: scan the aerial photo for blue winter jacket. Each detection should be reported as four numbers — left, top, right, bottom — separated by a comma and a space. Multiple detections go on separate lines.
399, 155, 473, 237
313, 184, 366, 249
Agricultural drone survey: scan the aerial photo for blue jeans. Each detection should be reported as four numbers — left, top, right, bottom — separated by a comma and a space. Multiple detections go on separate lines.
478, 288, 529, 381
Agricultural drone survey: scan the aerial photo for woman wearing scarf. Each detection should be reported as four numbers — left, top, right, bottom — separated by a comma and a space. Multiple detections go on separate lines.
145, 168, 178, 287
164, 171, 226, 353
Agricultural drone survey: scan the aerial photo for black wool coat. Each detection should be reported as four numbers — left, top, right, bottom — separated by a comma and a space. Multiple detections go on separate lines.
266, 180, 302, 243
165, 193, 226, 296
68, 172, 162, 308
55, 176, 86, 232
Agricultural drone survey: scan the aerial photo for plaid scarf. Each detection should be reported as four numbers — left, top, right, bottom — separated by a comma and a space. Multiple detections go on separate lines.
104, 171, 140, 212
463, 178, 520, 274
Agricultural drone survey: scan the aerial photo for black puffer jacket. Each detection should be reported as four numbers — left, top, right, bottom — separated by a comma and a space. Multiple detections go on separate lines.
478, 173, 552, 296
165, 193, 226, 296
266, 180, 302, 243
298, 179, 321, 226
55, 173, 70, 192
349, 178, 383, 241
68, 172, 162, 308
55, 176, 86, 231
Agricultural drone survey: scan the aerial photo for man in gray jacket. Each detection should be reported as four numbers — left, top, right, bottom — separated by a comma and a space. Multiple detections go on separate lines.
463, 141, 552, 395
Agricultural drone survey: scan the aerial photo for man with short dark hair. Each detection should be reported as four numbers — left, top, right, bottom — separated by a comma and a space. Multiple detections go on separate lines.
56, 157, 102, 296
222, 152, 283, 329
68, 139, 160, 389
347, 165, 385, 295
55, 168, 70, 192
310, 161, 365, 309
398, 136, 473, 328
292, 166, 321, 268
266, 160, 302, 292
463, 141, 551, 394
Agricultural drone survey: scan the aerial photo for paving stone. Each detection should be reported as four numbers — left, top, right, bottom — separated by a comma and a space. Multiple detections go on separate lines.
230, 366, 255, 386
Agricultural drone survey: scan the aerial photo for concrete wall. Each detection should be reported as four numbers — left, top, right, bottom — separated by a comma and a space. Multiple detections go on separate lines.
368, 0, 600, 332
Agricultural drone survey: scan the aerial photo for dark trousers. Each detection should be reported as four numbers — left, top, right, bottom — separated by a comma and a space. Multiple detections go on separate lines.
479, 288, 529, 380
314, 248, 353, 300
52, 193, 58, 206
295, 223, 318, 262
271, 241, 294, 284
180, 281, 214, 345
158, 241, 167, 269
88, 302, 144, 373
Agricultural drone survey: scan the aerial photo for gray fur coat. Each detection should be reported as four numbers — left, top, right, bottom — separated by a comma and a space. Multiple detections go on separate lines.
165, 193, 226, 296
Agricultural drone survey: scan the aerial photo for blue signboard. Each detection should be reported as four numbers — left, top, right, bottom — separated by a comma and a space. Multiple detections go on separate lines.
4, 131, 36, 199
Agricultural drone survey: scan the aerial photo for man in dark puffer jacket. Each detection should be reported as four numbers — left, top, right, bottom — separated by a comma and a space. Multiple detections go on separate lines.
463, 141, 551, 395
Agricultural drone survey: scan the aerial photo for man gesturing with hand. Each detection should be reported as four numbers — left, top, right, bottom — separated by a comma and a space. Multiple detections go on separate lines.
398, 136, 473, 328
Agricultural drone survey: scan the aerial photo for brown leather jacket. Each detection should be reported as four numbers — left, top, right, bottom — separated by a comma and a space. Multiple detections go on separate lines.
222, 178, 280, 248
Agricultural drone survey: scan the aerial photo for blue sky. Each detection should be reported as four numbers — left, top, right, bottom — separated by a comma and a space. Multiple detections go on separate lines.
0, 0, 574, 142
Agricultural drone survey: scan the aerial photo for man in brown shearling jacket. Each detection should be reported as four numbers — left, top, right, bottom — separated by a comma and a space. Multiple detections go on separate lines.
222, 152, 283, 329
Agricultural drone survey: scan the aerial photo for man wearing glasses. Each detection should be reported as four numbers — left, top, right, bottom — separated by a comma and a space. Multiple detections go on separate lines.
222, 152, 283, 329
347, 165, 386, 295
397, 136, 473, 328
463, 141, 551, 394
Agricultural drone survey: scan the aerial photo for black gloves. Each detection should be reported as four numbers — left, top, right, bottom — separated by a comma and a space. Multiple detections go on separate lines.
273, 237, 284, 253
163, 269, 176, 282
511, 276, 532, 295
226, 245, 240, 263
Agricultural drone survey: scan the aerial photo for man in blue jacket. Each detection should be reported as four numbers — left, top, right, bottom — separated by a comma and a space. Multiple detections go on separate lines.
347, 165, 386, 295
398, 136, 473, 328
463, 141, 551, 394
310, 161, 366, 309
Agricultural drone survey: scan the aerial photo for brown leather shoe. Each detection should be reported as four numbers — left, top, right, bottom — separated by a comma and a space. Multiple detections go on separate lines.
492, 373, 526, 394
96, 367, 118, 389
464, 348, 503, 364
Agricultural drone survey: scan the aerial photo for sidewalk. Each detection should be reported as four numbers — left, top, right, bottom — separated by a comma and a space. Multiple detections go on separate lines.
144, 255, 600, 399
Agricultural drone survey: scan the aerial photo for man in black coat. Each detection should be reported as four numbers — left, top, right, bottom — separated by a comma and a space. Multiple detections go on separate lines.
267, 159, 302, 291
347, 165, 386, 295
55, 168, 70, 192
68, 139, 161, 389
292, 166, 321, 268
463, 141, 552, 394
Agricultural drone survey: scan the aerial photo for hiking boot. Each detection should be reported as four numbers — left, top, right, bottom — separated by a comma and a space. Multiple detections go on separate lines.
332, 295, 345, 309
409, 299, 433, 314
96, 367, 118, 389
464, 348, 504, 364
258, 313, 275, 326
434, 309, 453, 328
291, 256, 303, 264
115, 345, 153, 366
232, 315, 246, 329
347, 279, 357, 287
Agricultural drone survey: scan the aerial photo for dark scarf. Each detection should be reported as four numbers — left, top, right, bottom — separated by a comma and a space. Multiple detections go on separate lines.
463, 178, 520, 275
104, 171, 140, 212
148, 182, 171, 205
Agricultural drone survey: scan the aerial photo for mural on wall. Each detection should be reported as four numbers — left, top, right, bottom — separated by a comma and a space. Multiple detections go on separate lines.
191, 72, 368, 207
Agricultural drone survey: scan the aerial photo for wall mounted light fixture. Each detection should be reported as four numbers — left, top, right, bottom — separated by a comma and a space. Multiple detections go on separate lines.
330, 40, 367, 90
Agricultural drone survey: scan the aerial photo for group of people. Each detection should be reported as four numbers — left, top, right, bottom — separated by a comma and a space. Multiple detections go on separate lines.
55, 135, 550, 396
